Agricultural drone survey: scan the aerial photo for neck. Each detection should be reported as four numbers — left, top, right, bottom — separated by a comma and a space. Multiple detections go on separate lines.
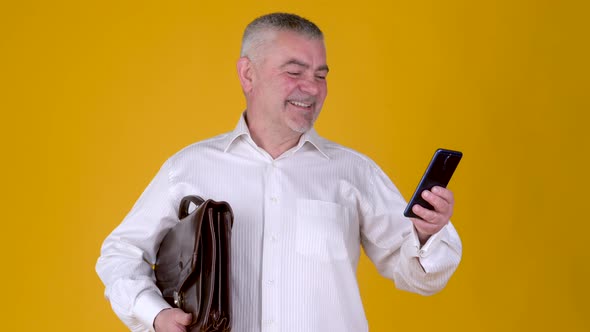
245, 113, 303, 159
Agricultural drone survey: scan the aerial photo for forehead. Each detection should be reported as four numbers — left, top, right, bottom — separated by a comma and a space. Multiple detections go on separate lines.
259, 30, 327, 66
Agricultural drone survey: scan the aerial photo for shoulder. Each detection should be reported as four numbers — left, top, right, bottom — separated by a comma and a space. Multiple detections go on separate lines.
316, 135, 381, 170
160, 132, 232, 172
172, 132, 230, 158
314, 135, 399, 189
315, 135, 403, 200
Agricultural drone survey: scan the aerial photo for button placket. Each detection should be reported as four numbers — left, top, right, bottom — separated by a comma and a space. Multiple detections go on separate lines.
261, 161, 281, 331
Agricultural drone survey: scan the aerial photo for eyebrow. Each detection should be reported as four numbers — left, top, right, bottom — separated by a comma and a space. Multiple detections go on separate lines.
281, 59, 330, 73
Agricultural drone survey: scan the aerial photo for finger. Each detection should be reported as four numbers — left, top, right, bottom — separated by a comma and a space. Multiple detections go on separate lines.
412, 203, 450, 228
411, 204, 450, 236
171, 324, 187, 332
431, 186, 454, 204
412, 203, 438, 222
174, 323, 188, 332
422, 190, 448, 212
410, 215, 444, 235
176, 312, 192, 326
421, 190, 453, 216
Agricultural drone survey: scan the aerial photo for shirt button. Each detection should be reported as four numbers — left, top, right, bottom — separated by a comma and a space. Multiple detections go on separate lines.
270, 197, 278, 203
418, 249, 426, 257
270, 234, 278, 242
263, 319, 274, 326
266, 279, 275, 285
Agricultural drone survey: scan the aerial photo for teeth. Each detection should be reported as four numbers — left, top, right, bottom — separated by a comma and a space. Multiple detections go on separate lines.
289, 100, 311, 108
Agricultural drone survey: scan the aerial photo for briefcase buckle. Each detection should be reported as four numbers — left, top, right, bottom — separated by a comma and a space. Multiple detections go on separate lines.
173, 291, 184, 307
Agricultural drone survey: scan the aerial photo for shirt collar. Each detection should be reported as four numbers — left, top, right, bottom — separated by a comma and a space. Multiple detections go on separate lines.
223, 113, 331, 159
302, 127, 330, 159
223, 112, 251, 151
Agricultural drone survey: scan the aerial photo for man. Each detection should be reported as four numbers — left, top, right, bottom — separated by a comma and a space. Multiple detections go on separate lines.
96, 13, 462, 332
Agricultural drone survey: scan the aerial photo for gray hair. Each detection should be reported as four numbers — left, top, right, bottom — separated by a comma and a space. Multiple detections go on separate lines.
240, 13, 324, 58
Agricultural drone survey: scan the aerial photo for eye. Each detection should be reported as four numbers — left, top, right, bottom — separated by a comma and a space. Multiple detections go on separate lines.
315, 75, 326, 80
287, 72, 301, 77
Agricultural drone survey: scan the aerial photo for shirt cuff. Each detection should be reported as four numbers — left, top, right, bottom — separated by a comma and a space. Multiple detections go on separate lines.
406, 224, 449, 271
411, 223, 444, 249
133, 290, 172, 331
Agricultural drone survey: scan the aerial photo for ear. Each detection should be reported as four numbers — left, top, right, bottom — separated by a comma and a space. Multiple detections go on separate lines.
237, 57, 254, 93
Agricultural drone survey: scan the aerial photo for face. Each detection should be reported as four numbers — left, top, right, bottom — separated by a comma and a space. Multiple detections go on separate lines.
241, 30, 329, 135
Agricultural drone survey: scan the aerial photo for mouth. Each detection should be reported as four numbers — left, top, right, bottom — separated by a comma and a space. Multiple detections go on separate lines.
287, 100, 314, 110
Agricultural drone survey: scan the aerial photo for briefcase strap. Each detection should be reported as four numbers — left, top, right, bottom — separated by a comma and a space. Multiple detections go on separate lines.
179, 195, 205, 219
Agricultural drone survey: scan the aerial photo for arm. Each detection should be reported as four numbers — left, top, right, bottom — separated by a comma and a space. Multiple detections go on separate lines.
95, 160, 180, 331
360, 165, 462, 295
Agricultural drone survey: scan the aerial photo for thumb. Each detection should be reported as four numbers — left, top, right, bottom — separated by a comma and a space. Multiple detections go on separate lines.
175, 311, 192, 326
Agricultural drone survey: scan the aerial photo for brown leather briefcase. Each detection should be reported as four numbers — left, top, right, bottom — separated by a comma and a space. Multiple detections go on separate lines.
155, 195, 233, 332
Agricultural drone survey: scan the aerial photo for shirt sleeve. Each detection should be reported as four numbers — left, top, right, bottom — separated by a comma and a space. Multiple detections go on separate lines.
95, 159, 179, 331
359, 163, 462, 295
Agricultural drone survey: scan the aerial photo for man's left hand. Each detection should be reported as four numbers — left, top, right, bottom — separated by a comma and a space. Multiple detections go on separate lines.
410, 186, 454, 245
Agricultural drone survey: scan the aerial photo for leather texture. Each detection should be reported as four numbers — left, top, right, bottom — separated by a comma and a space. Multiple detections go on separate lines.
155, 195, 233, 332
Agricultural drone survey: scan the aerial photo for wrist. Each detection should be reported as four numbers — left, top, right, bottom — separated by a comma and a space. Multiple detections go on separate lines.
416, 229, 431, 246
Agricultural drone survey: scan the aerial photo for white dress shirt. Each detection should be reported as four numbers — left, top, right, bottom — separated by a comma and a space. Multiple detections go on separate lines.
96, 114, 462, 332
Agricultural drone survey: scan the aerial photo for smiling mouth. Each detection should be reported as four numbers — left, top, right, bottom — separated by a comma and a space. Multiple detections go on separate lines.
287, 100, 313, 109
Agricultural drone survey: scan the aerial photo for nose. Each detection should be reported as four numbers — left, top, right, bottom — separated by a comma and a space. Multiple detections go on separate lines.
298, 75, 320, 96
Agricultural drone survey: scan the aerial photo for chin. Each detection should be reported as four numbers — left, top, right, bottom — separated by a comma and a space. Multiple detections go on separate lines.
291, 126, 309, 134
288, 111, 318, 133
286, 117, 310, 133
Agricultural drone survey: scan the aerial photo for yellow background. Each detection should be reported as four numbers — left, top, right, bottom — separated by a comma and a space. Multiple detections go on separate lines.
1, 0, 589, 331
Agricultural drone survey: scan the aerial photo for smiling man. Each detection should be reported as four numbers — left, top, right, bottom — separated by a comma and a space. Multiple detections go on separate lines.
237, 20, 329, 158
96, 13, 462, 332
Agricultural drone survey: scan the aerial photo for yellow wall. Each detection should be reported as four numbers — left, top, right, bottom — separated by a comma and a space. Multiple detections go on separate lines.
2, 0, 589, 331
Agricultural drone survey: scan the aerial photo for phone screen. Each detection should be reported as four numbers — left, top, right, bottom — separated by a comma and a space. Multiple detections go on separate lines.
403, 149, 462, 219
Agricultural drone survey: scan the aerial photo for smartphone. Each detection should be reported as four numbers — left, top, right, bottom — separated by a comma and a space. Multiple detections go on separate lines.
403, 148, 462, 219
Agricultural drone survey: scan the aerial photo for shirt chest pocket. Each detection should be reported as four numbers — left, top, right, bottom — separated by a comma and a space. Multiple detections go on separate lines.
295, 199, 352, 261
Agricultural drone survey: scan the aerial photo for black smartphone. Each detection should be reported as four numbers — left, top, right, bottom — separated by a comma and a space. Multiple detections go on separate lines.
403, 148, 463, 219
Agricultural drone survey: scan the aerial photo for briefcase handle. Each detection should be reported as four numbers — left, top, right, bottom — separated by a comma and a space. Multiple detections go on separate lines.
178, 195, 205, 219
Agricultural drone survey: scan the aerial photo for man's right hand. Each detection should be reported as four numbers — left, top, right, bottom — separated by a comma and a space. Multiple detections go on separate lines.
154, 308, 192, 332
